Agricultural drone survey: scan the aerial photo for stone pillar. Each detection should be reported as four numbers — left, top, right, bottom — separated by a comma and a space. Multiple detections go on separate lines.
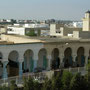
59, 54, 64, 68
19, 60, 23, 78
33, 56, 38, 72
73, 55, 77, 62
2, 61, 8, 79
33, 49, 39, 72
33, 60, 38, 69
72, 54, 77, 67
47, 55, 52, 70
72, 46, 77, 67
59, 47, 64, 68
85, 55, 88, 67
84, 48, 89, 67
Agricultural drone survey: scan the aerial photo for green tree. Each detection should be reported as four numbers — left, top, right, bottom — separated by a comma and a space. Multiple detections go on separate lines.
61, 71, 73, 90
23, 76, 34, 90
42, 77, 52, 90
26, 29, 37, 36
23, 77, 29, 90
87, 58, 90, 90
11, 19, 17, 24
70, 73, 87, 90
0, 85, 9, 90
51, 72, 62, 90
10, 80, 18, 90
34, 81, 42, 90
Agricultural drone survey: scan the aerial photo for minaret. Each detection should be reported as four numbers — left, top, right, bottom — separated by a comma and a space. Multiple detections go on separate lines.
82, 10, 90, 31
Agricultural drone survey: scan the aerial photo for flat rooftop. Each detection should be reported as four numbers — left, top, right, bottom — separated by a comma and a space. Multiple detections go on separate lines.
0, 40, 14, 44
1, 34, 90, 45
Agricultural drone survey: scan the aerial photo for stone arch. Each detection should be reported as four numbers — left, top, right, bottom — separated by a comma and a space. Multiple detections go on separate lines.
51, 48, 60, 69
38, 48, 47, 70
0, 52, 3, 59
76, 47, 85, 67
23, 49, 34, 72
8, 50, 19, 77
64, 47, 73, 68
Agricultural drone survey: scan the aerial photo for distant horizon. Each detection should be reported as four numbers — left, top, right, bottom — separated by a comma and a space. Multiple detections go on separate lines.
0, 18, 82, 21
0, 0, 89, 21
0, 18, 83, 22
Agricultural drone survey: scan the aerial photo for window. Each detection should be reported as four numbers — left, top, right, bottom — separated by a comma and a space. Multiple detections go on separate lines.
56, 31, 61, 33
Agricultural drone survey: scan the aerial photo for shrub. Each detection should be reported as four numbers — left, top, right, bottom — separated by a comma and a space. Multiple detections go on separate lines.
70, 73, 87, 90
10, 80, 17, 90
61, 71, 73, 90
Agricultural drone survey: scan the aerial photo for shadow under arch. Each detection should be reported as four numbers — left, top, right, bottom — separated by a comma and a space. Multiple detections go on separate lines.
23, 49, 34, 73
64, 47, 73, 68
38, 48, 47, 70
51, 48, 60, 70
76, 47, 85, 67
0, 52, 3, 78
8, 50, 19, 77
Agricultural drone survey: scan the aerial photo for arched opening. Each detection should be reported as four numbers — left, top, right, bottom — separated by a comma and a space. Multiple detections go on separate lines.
51, 48, 60, 70
0, 52, 3, 78
38, 49, 47, 71
76, 47, 85, 67
24, 49, 34, 73
8, 51, 19, 77
64, 48, 73, 68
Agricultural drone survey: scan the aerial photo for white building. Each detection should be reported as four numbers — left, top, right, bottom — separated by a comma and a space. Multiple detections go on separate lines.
24, 24, 49, 28
82, 11, 90, 31
50, 24, 82, 37
73, 21, 82, 28
7, 26, 25, 35
7, 24, 50, 36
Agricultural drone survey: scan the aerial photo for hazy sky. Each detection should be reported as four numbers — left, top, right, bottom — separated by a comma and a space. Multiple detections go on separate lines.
0, 0, 90, 20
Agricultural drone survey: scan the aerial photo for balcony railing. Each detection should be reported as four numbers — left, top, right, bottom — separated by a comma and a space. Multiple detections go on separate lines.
0, 72, 46, 86
63, 67, 87, 75
0, 67, 87, 86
